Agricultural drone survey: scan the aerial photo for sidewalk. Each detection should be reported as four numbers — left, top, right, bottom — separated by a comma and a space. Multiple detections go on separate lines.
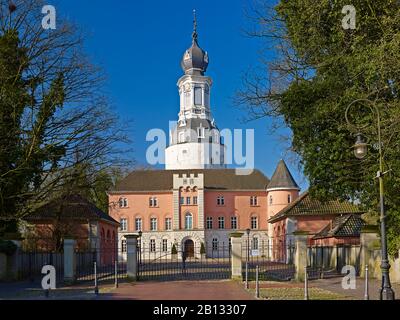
0, 280, 114, 300
311, 277, 400, 300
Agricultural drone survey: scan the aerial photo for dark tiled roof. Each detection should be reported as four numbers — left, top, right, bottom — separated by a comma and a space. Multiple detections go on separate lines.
267, 159, 299, 190
313, 214, 366, 239
111, 169, 270, 192
26, 195, 118, 225
268, 192, 364, 223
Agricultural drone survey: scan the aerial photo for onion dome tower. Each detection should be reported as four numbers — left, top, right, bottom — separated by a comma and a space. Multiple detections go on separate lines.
165, 11, 226, 170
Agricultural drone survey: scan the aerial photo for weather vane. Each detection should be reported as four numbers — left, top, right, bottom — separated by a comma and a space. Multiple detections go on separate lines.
192, 9, 198, 42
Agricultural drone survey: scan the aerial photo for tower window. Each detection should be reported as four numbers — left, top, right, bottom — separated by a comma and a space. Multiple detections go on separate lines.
197, 127, 205, 138
194, 87, 202, 105
288, 194, 292, 203
269, 195, 273, 205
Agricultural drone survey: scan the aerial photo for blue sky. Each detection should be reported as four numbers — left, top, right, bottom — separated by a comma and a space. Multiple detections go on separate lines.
54, 0, 309, 191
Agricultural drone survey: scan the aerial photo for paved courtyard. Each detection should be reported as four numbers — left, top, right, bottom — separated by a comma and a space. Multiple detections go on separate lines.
1, 277, 400, 300
99, 280, 254, 300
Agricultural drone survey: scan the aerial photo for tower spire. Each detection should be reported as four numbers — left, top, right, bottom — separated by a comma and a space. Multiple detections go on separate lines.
192, 9, 198, 43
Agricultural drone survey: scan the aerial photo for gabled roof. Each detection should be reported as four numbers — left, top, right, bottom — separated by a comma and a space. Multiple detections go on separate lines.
313, 214, 366, 239
111, 169, 270, 192
268, 192, 364, 223
267, 159, 299, 190
26, 194, 118, 225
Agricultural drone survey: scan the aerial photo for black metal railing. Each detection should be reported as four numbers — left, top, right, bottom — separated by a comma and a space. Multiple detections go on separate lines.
137, 242, 231, 281
242, 240, 296, 281
75, 247, 127, 283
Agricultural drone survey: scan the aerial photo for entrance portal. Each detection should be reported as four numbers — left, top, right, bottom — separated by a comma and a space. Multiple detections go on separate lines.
184, 239, 195, 258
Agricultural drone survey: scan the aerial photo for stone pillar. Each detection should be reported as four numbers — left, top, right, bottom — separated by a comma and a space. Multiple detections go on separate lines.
294, 232, 309, 282
0, 239, 21, 281
230, 232, 244, 280
63, 239, 76, 284
125, 234, 139, 281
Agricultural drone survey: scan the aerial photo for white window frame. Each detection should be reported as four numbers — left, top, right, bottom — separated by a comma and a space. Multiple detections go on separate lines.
212, 238, 218, 251
135, 218, 142, 231
218, 217, 225, 229
217, 196, 225, 206
185, 213, 193, 230
251, 216, 258, 230
162, 239, 168, 252
165, 218, 172, 231
121, 240, 127, 253
231, 216, 237, 230
150, 218, 157, 231
206, 217, 213, 229
150, 239, 156, 252
120, 218, 127, 231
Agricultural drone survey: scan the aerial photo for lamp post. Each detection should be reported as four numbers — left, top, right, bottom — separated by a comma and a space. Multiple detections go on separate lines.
138, 230, 142, 266
245, 228, 251, 289
345, 99, 395, 300
246, 228, 251, 262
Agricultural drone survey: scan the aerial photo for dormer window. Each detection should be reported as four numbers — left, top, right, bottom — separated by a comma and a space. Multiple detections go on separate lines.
119, 197, 128, 208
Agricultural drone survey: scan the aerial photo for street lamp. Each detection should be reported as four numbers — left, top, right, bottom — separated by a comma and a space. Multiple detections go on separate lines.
245, 228, 251, 289
138, 230, 142, 266
345, 99, 395, 300
246, 228, 251, 262
353, 133, 368, 159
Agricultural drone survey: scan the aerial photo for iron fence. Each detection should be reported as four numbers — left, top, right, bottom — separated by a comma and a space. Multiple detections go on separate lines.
307, 239, 361, 279
137, 242, 231, 281
241, 240, 296, 281
75, 247, 127, 283
17, 250, 64, 282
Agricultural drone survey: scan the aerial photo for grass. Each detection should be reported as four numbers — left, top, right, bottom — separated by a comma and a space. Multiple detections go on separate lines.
251, 287, 350, 300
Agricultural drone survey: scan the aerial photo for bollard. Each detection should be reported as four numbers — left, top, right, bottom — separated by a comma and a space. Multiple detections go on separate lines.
364, 265, 369, 300
245, 262, 249, 289
255, 265, 260, 299
115, 260, 119, 289
304, 266, 309, 300
94, 261, 99, 295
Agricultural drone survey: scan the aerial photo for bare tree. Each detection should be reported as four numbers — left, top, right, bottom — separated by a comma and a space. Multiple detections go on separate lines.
0, 0, 133, 233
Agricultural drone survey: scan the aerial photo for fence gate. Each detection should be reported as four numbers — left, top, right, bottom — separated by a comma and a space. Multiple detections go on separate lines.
75, 247, 127, 283
242, 239, 295, 281
137, 242, 231, 281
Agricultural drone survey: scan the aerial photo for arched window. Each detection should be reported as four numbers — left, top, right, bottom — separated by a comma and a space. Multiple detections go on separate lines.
212, 238, 218, 251
252, 237, 259, 250
185, 213, 193, 230
288, 194, 292, 203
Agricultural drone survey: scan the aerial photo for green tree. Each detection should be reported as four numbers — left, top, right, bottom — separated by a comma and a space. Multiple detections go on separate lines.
239, 0, 400, 255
